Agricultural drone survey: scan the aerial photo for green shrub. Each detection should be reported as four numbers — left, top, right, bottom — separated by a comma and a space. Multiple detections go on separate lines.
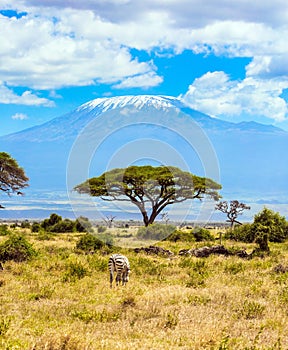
36, 230, 55, 241
137, 223, 176, 241
0, 224, 10, 236
20, 221, 31, 229
225, 208, 288, 244
253, 224, 270, 252
165, 230, 195, 242
50, 219, 75, 233
75, 234, 104, 252
237, 300, 265, 319
192, 228, 215, 242
75, 216, 92, 233
31, 222, 41, 233
185, 260, 209, 288
224, 223, 253, 242
41, 213, 62, 230
253, 208, 288, 243
165, 227, 214, 242
97, 225, 107, 233
0, 234, 37, 262
95, 232, 114, 247
63, 261, 89, 282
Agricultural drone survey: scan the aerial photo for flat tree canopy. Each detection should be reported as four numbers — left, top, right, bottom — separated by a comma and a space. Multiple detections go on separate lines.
0, 152, 29, 208
74, 165, 221, 226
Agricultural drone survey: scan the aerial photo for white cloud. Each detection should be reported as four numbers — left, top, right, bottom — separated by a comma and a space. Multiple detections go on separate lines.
1, 0, 288, 95
0, 10, 162, 90
113, 72, 163, 89
11, 113, 28, 120
0, 84, 54, 106
181, 71, 288, 122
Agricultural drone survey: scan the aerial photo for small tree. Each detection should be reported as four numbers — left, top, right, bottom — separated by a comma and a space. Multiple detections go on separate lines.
0, 152, 29, 208
103, 215, 116, 228
252, 207, 288, 243
0, 234, 37, 262
75, 165, 221, 226
215, 200, 250, 228
161, 212, 170, 225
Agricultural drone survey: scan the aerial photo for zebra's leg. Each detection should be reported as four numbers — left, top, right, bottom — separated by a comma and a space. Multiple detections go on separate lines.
116, 273, 121, 286
122, 269, 129, 286
110, 270, 114, 288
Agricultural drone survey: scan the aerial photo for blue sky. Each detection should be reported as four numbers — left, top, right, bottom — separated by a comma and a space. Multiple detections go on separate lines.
1, 0, 288, 136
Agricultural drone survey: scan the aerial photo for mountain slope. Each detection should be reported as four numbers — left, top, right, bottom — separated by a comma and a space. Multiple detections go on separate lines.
0, 94, 287, 219
1, 95, 283, 143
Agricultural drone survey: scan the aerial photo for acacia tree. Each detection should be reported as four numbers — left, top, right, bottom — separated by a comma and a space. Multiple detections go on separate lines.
0, 152, 29, 208
74, 165, 221, 226
215, 200, 250, 228
103, 215, 116, 228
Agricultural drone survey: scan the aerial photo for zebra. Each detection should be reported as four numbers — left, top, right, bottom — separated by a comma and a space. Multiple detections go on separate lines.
108, 254, 130, 288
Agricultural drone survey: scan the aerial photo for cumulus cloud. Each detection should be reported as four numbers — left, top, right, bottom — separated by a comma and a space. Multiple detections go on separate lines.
113, 72, 163, 89
181, 71, 288, 122
13, 0, 288, 28
11, 113, 28, 120
1, 0, 288, 102
0, 84, 54, 106
0, 10, 162, 90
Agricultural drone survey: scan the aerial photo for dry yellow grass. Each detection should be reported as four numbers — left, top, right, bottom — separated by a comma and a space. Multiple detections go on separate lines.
1, 228, 288, 349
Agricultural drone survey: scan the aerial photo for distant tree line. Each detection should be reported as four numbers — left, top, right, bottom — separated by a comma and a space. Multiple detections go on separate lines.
30, 213, 93, 233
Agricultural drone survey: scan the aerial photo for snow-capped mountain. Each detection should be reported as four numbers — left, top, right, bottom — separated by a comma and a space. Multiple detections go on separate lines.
78, 95, 182, 112
0, 94, 287, 219
1, 95, 282, 143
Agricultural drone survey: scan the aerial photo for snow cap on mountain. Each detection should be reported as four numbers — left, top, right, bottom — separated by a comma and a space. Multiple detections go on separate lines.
77, 95, 182, 113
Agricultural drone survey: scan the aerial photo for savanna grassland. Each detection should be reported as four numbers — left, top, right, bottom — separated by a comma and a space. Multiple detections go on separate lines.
1, 226, 288, 350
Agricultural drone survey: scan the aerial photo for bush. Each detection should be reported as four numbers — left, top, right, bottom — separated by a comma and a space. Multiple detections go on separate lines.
137, 223, 176, 241
97, 226, 107, 233
95, 232, 114, 247
253, 208, 288, 243
165, 227, 214, 242
38, 214, 93, 234
75, 234, 104, 253
0, 234, 37, 262
253, 224, 270, 252
75, 216, 92, 233
225, 208, 288, 244
193, 228, 215, 242
50, 219, 75, 233
63, 261, 89, 282
165, 230, 195, 242
224, 223, 253, 242
41, 213, 62, 230
0, 225, 10, 236
31, 222, 41, 233
20, 221, 31, 229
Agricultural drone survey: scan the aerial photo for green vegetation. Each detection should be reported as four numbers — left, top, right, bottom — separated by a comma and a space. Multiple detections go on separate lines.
75, 233, 105, 252
0, 233, 37, 262
0, 225, 10, 236
225, 208, 288, 250
165, 227, 215, 242
137, 223, 176, 240
1, 207, 288, 349
0, 152, 29, 208
215, 200, 251, 227
74, 165, 221, 226
32, 213, 93, 234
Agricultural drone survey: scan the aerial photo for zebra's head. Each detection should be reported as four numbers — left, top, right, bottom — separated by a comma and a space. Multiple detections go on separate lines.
124, 268, 131, 283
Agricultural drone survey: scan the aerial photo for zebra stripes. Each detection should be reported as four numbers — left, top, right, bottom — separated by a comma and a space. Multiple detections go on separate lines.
108, 254, 130, 288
